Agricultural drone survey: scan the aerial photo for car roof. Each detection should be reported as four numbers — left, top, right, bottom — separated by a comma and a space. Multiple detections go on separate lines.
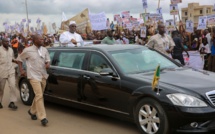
48, 44, 148, 52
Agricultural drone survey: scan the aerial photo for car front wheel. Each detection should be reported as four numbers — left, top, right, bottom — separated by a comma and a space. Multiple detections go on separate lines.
19, 79, 34, 105
135, 98, 169, 134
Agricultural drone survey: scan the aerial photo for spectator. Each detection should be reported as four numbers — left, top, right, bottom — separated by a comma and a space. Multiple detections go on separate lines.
199, 37, 211, 70
0, 38, 18, 110
171, 31, 189, 65
101, 30, 116, 45
191, 38, 199, 50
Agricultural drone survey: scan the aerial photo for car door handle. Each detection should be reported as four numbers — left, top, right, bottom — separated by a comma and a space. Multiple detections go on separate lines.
83, 75, 90, 80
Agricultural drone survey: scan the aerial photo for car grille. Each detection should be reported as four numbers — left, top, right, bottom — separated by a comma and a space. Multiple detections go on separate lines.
206, 90, 215, 106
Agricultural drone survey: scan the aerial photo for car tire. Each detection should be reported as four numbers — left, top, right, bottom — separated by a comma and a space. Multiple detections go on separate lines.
135, 98, 169, 134
19, 79, 34, 106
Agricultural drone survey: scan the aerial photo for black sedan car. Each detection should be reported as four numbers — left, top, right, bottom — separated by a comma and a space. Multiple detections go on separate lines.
18, 45, 215, 134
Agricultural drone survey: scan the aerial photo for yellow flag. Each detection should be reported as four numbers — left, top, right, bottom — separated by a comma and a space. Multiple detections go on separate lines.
152, 65, 160, 90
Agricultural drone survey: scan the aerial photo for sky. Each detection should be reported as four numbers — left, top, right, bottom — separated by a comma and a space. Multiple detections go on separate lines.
0, 0, 214, 33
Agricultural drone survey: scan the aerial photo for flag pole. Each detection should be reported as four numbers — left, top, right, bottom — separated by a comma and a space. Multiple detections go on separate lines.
157, 80, 160, 95
156, 63, 160, 95
158, 0, 160, 8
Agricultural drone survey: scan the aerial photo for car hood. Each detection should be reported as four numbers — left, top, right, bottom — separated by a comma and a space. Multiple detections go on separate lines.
128, 68, 215, 95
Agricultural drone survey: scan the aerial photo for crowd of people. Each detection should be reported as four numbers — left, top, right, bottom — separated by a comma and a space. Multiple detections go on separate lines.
0, 20, 215, 68
0, 19, 215, 127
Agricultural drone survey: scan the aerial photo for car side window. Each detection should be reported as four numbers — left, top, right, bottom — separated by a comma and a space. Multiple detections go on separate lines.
89, 53, 111, 73
49, 51, 55, 64
57, 51, 85, 69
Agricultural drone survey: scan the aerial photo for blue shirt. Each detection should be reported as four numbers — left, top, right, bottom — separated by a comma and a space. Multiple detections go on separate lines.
211, 44, 215, 56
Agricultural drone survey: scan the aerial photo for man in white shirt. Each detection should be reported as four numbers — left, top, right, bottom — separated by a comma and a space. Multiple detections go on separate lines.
147, 23, 175, 56
205, 29, 211, 49
59, 21, 84, 47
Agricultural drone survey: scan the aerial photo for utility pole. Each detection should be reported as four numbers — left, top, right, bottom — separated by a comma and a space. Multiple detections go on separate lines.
25, 0, 29, 33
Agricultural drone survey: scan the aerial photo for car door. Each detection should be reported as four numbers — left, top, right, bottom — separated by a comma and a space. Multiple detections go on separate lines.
81, 51, 130, 113
47, 49, 86, 100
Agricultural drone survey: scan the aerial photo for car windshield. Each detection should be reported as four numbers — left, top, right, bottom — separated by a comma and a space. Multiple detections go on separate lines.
109, 48, 179, 74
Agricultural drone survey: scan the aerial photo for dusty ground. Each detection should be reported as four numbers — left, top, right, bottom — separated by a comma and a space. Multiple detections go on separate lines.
0, 82, 139, 134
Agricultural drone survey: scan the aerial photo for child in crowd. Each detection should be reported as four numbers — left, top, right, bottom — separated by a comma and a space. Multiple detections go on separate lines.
199, 37, 211, 70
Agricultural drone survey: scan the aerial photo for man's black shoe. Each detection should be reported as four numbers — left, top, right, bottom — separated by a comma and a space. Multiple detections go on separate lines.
8, 102, 17, 110
0, 103, 3, 109
28, 110, 37, 120
41, 118, 48, 126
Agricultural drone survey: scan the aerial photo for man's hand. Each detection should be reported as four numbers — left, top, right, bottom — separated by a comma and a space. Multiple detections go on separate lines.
71, 39, 77, 45
12, 59, 18, 64
45, 62, 50, 69
166, 49, 172, 53
20, 69, 27, 77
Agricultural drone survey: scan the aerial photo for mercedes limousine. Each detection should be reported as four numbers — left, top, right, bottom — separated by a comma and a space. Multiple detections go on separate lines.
18, 45, 215, 134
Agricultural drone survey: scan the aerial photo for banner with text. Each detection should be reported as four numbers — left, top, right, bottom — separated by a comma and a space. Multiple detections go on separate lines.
89, 12, 107, 30
63, 8, 91, 34
207, 14, 215, 25
170, 4, 179, 15
171, 0, 182, 4
166, 19, 176, 31
157, 8, 162, 14
140, 26, 147, 38
186, 20, 194, 33
197, 16, 207, 30
142, 0, 148, 9
121, 11, 130, 19
114, 14, 120, 21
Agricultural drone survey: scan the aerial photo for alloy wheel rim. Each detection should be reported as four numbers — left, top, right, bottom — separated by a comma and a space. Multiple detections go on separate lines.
138, 104, 160, 134
20, 83, 30, 102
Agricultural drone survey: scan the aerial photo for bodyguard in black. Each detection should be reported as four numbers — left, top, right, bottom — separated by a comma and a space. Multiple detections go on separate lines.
171, 31, 189, 65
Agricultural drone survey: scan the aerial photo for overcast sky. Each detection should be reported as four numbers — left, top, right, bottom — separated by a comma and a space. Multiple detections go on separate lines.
0, 0, 213, 33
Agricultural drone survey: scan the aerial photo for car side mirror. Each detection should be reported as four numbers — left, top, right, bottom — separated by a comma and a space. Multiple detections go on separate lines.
100, 68, 120, 80
99, 68, 114, 76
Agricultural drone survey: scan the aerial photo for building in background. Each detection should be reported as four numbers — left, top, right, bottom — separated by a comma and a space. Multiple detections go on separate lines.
181, 3, 214, 27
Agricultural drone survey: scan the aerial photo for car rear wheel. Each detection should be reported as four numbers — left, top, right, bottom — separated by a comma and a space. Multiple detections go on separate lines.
135, 98, 169, 134
20, 79, 34, 105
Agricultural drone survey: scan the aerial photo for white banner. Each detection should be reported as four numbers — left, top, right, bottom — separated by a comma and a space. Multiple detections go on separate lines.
125, 23, 133, 30
121, 11, 130, 19
213, 3, 215, 11
186, 20, 194, 33
132, 21, 140, 31
170, 4, 179, 15
142, 0, 148, 9
207, 14, 215, 25
156, 14, 164, 23
140, 26, 146, 38
183, 51, 203, 70
157, 8, 162, 14
171, 0, 182, 4
197, 16, 207, 30
166, 19, 176, 31
114, 14, 120, 21
149, 13, 161, 22
89, 12, 107, 30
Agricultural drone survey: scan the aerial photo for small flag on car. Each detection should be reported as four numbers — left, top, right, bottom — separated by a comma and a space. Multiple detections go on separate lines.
152, 64, 160, 91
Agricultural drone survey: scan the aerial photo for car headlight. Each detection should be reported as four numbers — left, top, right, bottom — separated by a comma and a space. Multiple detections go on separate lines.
166, 93, 207, 107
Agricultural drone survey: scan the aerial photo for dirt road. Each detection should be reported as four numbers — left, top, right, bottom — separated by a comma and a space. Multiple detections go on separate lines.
0, 82, 139, 134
